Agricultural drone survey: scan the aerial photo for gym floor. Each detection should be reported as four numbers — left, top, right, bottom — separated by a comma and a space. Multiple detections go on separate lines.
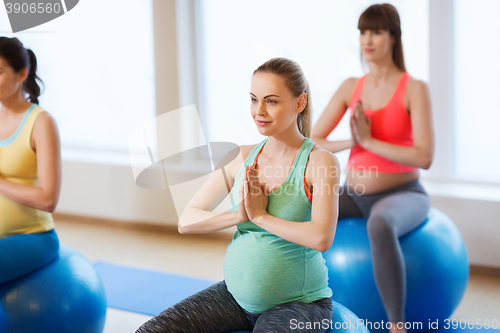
54, 216, 500, 333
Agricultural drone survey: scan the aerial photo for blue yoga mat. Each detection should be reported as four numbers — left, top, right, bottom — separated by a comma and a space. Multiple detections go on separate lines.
93, 262, 217, 316
93, 262, 499, 333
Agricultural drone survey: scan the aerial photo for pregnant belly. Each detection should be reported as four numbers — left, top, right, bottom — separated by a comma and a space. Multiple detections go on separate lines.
346, 169, 419, 194
0, 196, 36, 236
224, 232, 306, 313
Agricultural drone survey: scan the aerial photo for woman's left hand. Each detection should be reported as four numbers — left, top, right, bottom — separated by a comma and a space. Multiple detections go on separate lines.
350, 99, 373, 148
243, 166, 269, 223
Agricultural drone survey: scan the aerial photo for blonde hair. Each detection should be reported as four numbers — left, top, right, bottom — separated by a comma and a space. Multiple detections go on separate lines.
253, 57, 312, 138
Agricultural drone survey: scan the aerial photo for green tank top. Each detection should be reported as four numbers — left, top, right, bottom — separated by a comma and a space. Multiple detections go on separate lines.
223, 137, 332, 314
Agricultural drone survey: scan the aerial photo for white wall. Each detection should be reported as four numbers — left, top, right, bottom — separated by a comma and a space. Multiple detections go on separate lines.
57, 159, 175, 224
429, 195, 500, 268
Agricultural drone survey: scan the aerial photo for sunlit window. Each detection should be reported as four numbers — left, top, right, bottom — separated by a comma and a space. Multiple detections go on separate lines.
453, 0, 500, 181
0, 0, 155, 152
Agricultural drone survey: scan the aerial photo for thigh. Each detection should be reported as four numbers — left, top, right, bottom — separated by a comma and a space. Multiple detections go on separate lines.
252, 298, 333, 333
0, 229, 59, 284
368, 190, 431, 237
338, 185, 363, 219
136, 280, 252, 333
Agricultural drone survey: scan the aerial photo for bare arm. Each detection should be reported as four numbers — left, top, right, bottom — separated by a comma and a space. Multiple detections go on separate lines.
357, 80, 434, 169
0, 112, 62, 212
178, 147, 247, 234
311, 78, 357, 153
250, 150, 340, 252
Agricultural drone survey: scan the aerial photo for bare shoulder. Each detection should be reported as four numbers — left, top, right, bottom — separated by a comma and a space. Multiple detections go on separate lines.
341, 77, 359, 106
240, 144, 258, 161
407, 77, 429, 95
34, 111, 58, 130
305, 145, 340, 184
407, 77, 430, 101
343, 76, 359, 88
406, 77, 431, 112
309, 145, 340, 167
31, 111, 59, 152
226, 143, 259, 180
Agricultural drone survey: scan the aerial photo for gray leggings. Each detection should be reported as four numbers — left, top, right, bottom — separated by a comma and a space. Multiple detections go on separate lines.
338, 178, 430, 324
136, 280, 332, 333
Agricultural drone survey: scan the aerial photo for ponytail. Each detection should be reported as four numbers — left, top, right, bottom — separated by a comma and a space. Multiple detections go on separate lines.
24, 49, 43, 104
297, 80, 312, 138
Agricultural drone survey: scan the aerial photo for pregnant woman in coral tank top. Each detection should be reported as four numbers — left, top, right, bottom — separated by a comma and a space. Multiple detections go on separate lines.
311, 4, 434, 333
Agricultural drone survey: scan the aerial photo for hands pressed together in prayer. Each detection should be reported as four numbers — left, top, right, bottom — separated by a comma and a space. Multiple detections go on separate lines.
236, 165, 270, 224
350, 99, 373, 148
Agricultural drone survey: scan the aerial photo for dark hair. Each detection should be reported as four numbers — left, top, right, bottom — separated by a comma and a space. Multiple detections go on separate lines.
358, 3, 406, 72
0, 37, 43, 104
253, 57, 312, 138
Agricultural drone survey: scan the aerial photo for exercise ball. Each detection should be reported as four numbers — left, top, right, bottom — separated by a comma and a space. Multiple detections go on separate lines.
0, 245, 107, 333
327, 300, 370, 333
323, 207, 469, 333
225, 299, 370, 333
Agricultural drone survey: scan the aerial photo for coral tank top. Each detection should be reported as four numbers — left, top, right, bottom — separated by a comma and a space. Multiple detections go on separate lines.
346, 72, 417, 173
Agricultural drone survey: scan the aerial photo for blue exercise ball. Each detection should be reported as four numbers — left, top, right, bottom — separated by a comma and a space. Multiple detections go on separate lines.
326, 300, 370, 333
226, 299, 369, 333
323, 207, 469, 333
0, 245, 107, 333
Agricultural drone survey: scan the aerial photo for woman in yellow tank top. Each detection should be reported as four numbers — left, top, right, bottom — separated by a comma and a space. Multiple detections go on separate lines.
0, 37, 62, 284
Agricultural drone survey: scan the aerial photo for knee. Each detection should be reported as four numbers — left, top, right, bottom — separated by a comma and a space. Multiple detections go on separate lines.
47, 234, 60, 261
367, 214, 396, 240
135, 316, 171, 333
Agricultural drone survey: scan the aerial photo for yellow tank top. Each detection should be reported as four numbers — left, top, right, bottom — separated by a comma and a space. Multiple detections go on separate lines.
0, 104, 55, 238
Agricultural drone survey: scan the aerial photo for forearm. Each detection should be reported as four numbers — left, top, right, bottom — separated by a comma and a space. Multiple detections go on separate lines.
0, 178, 54, 211
253, 213, 333, 252
363, 138, 432, 169
178, 208, 241, 234
311, 137, 353, 154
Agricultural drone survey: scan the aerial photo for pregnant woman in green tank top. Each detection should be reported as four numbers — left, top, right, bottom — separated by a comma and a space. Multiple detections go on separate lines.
137, 57, 340, 333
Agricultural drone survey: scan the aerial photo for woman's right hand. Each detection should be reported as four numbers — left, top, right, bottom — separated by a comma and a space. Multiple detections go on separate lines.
349, 104, 360, 148
235, 166, 250, 224
348, 118, 357, 148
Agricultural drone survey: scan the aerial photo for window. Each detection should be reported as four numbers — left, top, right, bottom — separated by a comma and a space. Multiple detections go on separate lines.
453, 0, 500, 182
0, 0, 155, 153
197, 0, 429, 169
